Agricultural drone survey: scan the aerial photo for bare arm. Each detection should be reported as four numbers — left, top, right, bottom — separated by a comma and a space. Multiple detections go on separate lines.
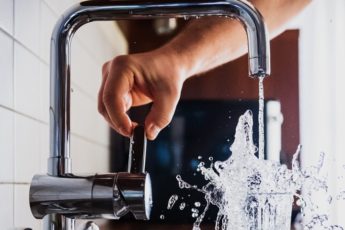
98, 0, 311, 140
162, 0, 311, 76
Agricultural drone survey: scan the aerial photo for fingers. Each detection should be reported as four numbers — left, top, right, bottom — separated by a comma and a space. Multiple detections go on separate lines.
102, 59, 134, 137
98, 62, 119, 130
99, 56, 182, 140
145, 87, 180, 140
98, 62, 109, 119
98, 59, 133, 137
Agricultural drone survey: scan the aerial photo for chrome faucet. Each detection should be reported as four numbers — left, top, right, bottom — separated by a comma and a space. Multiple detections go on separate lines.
29, 0, 270, 229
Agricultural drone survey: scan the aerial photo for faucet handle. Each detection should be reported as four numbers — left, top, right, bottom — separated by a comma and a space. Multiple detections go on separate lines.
128, 125, 147, 174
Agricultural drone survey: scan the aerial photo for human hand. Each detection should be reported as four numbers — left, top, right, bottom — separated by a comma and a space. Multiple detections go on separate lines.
98, 48, 189, 140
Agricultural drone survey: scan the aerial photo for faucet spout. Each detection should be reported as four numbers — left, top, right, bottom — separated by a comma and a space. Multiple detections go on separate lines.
49, 0, 270, 176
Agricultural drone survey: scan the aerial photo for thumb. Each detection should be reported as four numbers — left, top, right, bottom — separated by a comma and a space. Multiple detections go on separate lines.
145, 89, 180, 140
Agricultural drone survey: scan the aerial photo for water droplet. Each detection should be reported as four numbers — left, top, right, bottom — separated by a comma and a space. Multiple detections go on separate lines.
176, 175, 191, 189
191, 208, 199, 218
160, 214, 165, 220
192, 212, 199, 218
194, 202, 201, 207
167, 195, 178, 210
191, 208, 199, 213
179, 202, 186, 210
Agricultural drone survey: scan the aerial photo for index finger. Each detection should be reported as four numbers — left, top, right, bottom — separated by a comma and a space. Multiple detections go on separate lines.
102, 62, 134, 137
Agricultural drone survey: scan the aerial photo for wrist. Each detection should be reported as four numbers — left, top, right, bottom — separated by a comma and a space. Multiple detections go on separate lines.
152, 43, 198, 82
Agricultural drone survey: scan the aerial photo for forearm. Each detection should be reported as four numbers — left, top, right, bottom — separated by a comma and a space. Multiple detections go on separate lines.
158, 0, 311, 78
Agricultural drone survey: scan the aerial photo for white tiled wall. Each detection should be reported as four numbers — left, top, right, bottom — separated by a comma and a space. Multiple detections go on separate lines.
0, 0, 128, 229
0, 30, 13, 108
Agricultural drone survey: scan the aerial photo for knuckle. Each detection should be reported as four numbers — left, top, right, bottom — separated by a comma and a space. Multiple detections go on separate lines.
112, 55, 130, 67
156, 115, 172, 129
102, 61, 109, 74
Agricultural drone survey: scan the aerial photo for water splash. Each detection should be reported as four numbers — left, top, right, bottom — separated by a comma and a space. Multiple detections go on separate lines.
166, 110, 345, 230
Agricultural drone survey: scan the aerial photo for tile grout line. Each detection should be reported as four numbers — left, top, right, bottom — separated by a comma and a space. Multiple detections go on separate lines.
12, 1, 16, 226
0, 104, 110, 149
71, 82, 98, 102
0, 27, 49, 66
0, 104, 48, 126
0, 182, 30, 185
71, 131, 110, 149
39, 0, 46, 175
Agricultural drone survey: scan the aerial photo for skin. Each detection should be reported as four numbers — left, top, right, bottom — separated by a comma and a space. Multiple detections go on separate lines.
98, 0, 311, 140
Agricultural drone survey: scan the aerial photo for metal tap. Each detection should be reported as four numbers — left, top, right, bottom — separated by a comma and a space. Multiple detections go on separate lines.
29, 0, 270, 229
30, 125, 152, 220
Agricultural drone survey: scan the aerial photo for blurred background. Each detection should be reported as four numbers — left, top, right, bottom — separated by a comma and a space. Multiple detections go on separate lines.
0, 0, 344, 229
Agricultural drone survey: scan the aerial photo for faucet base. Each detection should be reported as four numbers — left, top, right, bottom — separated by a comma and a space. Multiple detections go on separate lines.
29, 173, 152, 220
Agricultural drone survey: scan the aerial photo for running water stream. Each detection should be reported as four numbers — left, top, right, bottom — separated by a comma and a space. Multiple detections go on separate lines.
258, 76, 265, 160
164, 77, 345, 229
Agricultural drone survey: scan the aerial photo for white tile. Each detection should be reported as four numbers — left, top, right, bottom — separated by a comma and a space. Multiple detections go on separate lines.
0, 184, 14, 229
14, 114, 40, 183
71, 135, 110, 174
0, 0, 14, 35
40, 2, 57, 62
0, 107, 14, 182
14, 0, 40, 54
74, 21, 127, 63
71, 88, 91, 139
43, 0, 76, 16
91, 108, 110, 148
0, 31, 14, 108
75, 24, 111, 63
14, 184, 41, 230
71, 41, 103, 99
39, 123, 49, 173
14, 42, 41, 119
71, 87, 109, 146
39, 63, 49, 123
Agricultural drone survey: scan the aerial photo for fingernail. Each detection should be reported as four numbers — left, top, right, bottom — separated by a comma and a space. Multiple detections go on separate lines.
147, 125, 160, 140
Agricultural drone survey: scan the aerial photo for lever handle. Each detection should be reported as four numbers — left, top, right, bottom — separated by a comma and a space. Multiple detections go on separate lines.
128, 125, 147, 174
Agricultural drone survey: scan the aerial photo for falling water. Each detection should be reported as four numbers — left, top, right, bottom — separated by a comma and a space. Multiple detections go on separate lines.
258, 76, 265, 160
